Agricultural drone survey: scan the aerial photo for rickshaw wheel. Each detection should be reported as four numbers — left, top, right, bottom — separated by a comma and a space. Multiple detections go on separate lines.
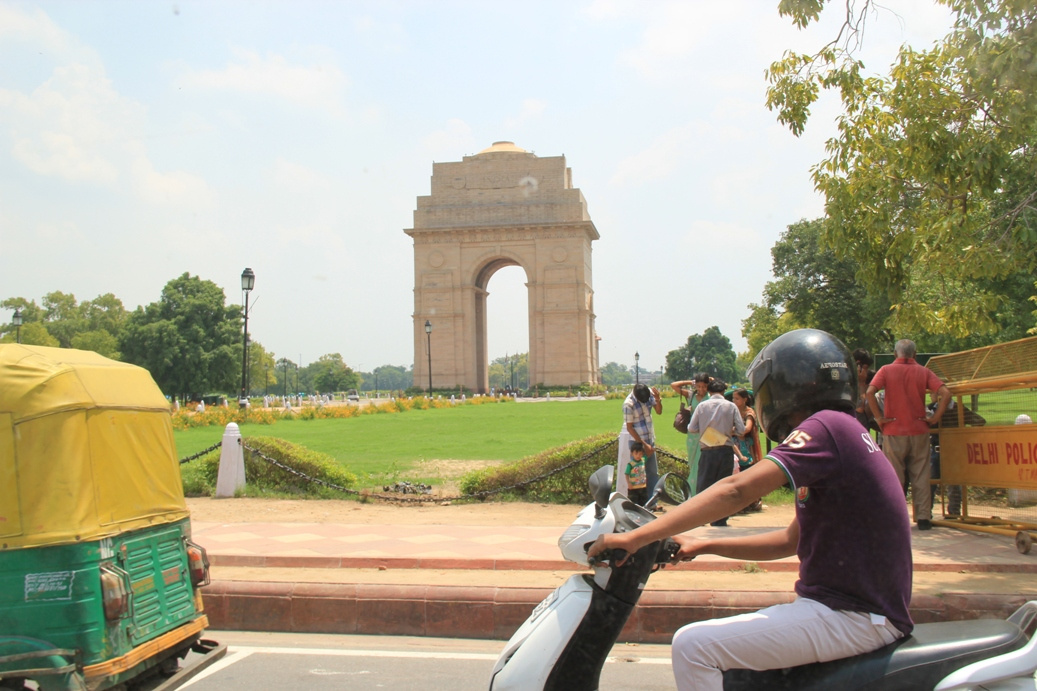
1016, 531, 1033, 555
159, 655, 181, 676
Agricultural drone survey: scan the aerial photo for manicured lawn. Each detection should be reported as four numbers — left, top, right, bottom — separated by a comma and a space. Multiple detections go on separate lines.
172, 396, 775, 484
174, 400, 627, 475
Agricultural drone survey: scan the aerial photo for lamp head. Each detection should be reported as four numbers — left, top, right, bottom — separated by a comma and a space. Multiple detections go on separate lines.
241, 267, 256, 292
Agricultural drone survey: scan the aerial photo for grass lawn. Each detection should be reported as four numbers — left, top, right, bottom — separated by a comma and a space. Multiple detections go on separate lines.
173, 397, 775, 491
174, 400, 626, 476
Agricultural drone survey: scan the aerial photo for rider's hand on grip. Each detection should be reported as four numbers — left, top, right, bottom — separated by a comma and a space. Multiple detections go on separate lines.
588, 547, 630, 567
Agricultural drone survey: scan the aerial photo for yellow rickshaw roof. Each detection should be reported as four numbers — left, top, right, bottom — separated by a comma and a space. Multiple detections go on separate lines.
0, 345, 188, 550
0, 344, 171, 421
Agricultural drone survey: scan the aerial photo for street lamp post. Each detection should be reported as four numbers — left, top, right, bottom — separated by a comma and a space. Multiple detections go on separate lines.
239, 268, 255, 407
635, 351, 640, 385
425, 320, 432, 396
12, 309, 23, 344
510, 354, 515, 391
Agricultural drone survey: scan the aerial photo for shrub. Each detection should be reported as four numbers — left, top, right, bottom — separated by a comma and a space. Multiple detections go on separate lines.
180, 435, 357, 498
459, 434, 686, 504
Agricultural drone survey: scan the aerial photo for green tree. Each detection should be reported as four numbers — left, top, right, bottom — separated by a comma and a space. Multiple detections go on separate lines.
274, 357, 297, 397
664, 326, 740, 384
360, 365, 412, 393
489, 352, 528, 391
119, 273, 241, 401
310, 353, 360, 393
766, 0, 1037, 339
1, 321, 59, 346
40, 291, 84, 348
71, 329, 120, 358
2, 298, 43, 324
600, 361, 634, 387
743, 218, 893, 357
247, 341, 276, 395
80, 293, 127, 338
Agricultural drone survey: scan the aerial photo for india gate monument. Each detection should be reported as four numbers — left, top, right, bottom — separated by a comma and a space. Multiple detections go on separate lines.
405, 141, 600, 393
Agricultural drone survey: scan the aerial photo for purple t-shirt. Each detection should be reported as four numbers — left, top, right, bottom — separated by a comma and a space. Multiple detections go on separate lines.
767, 409, 914, 635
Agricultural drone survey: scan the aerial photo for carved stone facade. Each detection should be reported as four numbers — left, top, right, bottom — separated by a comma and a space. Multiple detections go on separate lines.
405, 142, 600, 392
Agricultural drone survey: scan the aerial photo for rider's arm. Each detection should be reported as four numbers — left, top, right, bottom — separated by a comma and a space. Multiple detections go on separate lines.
588, 459, 789, 560
676, 519, 799, 562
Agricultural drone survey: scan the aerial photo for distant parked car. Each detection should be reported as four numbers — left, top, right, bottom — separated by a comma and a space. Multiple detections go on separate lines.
346, 389, 360, 401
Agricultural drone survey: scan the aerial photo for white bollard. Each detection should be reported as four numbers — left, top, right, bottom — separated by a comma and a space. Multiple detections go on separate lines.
215, 422, 246, 498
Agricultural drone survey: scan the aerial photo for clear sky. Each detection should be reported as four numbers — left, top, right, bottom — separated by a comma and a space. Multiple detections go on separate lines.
0, 0, 954, 376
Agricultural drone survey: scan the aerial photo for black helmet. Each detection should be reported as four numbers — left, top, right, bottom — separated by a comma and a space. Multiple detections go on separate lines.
746, 329, 858, 442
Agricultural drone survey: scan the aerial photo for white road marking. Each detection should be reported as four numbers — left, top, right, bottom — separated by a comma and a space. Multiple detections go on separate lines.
179, 649, 254, 688
179, 643, 670, 687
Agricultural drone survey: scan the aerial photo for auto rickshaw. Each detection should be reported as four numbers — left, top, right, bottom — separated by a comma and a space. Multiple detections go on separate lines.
0, 345, 219, 690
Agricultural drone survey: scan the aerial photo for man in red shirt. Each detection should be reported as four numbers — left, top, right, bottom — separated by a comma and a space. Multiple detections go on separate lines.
866, 339, 951, 530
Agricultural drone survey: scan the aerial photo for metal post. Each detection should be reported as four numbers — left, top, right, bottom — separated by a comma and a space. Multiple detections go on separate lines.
425, 320, 432, 395
239, 268, 255, 406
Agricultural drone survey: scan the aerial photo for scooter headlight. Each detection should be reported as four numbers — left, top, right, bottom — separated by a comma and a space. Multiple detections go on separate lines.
558, 524, 590, 550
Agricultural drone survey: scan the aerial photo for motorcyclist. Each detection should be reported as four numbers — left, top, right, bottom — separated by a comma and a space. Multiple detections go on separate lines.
588, 328, 914, 690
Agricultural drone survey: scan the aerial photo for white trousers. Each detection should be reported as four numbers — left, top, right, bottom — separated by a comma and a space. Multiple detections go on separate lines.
671, 597, 904, 690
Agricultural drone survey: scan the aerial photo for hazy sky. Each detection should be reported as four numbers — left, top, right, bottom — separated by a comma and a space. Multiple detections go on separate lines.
0, 1, 954, 375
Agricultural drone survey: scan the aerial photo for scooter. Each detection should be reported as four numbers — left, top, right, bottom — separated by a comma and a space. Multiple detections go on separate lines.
488, 465, 1037, 691
488, 465, 689, 691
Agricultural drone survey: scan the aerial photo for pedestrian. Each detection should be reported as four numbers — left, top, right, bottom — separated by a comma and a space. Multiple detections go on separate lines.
588, 329, 913, 691
624, 383, 663, 496
866, 339, 951, 530
671, 373, 711, 495
732, 388, 763, 512
852, 348, 878, 434
625, 441, 649, 506
687, 378, 744, 526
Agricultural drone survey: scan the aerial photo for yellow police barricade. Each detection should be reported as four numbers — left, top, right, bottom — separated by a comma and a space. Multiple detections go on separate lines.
926, 336, 1037, 553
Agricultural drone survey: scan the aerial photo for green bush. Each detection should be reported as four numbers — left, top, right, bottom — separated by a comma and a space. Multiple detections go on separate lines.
179, 435, 358, 498
459, 433, 687, 503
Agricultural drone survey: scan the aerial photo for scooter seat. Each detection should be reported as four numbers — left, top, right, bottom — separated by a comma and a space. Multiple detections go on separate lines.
722, 618, 1027, 690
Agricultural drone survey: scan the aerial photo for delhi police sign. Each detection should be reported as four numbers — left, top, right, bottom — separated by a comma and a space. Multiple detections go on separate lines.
939, 427, 1037, 488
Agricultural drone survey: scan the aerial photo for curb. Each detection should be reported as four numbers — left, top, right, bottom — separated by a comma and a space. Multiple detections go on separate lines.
201, 580, 1031, 644
207, 554, 1037, 574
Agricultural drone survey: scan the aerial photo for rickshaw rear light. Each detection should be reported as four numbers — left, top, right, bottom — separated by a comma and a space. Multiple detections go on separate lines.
186, 541, 210, 587
100, 564, 129, 621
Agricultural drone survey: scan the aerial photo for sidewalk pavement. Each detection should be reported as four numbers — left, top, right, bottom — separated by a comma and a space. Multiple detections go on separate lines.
194, 515, 1037, 643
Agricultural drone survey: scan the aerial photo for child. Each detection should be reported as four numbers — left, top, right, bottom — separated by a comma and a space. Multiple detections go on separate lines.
625, 441, 649, 506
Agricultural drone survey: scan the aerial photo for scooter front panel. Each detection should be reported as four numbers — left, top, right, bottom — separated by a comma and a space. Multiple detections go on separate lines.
489, 575, 594, 690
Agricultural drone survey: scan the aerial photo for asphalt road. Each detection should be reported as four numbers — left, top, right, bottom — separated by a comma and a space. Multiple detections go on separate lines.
176, 630, 677, 690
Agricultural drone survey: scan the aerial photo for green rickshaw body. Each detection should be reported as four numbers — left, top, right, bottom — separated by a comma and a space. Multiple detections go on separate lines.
0, 345, 209, 690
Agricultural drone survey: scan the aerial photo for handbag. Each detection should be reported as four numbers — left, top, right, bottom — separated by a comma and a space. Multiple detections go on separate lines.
673, 396, 691, 434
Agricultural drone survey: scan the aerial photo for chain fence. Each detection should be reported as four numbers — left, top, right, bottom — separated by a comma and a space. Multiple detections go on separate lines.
179, 436, 689, 503
179, 442, 222, 465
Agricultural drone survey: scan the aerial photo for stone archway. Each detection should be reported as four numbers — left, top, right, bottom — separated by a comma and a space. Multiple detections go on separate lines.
405, 142, 599, 393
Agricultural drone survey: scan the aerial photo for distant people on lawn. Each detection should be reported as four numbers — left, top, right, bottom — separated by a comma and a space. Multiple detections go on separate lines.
624, 383, 663, 497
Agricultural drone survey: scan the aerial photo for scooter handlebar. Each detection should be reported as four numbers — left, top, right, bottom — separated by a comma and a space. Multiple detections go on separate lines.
588, 548, 628, 567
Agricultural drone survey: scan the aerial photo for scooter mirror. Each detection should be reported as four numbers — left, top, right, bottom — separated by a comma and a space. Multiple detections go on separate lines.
589, 465, 614, 513
649, 473, 690, 507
